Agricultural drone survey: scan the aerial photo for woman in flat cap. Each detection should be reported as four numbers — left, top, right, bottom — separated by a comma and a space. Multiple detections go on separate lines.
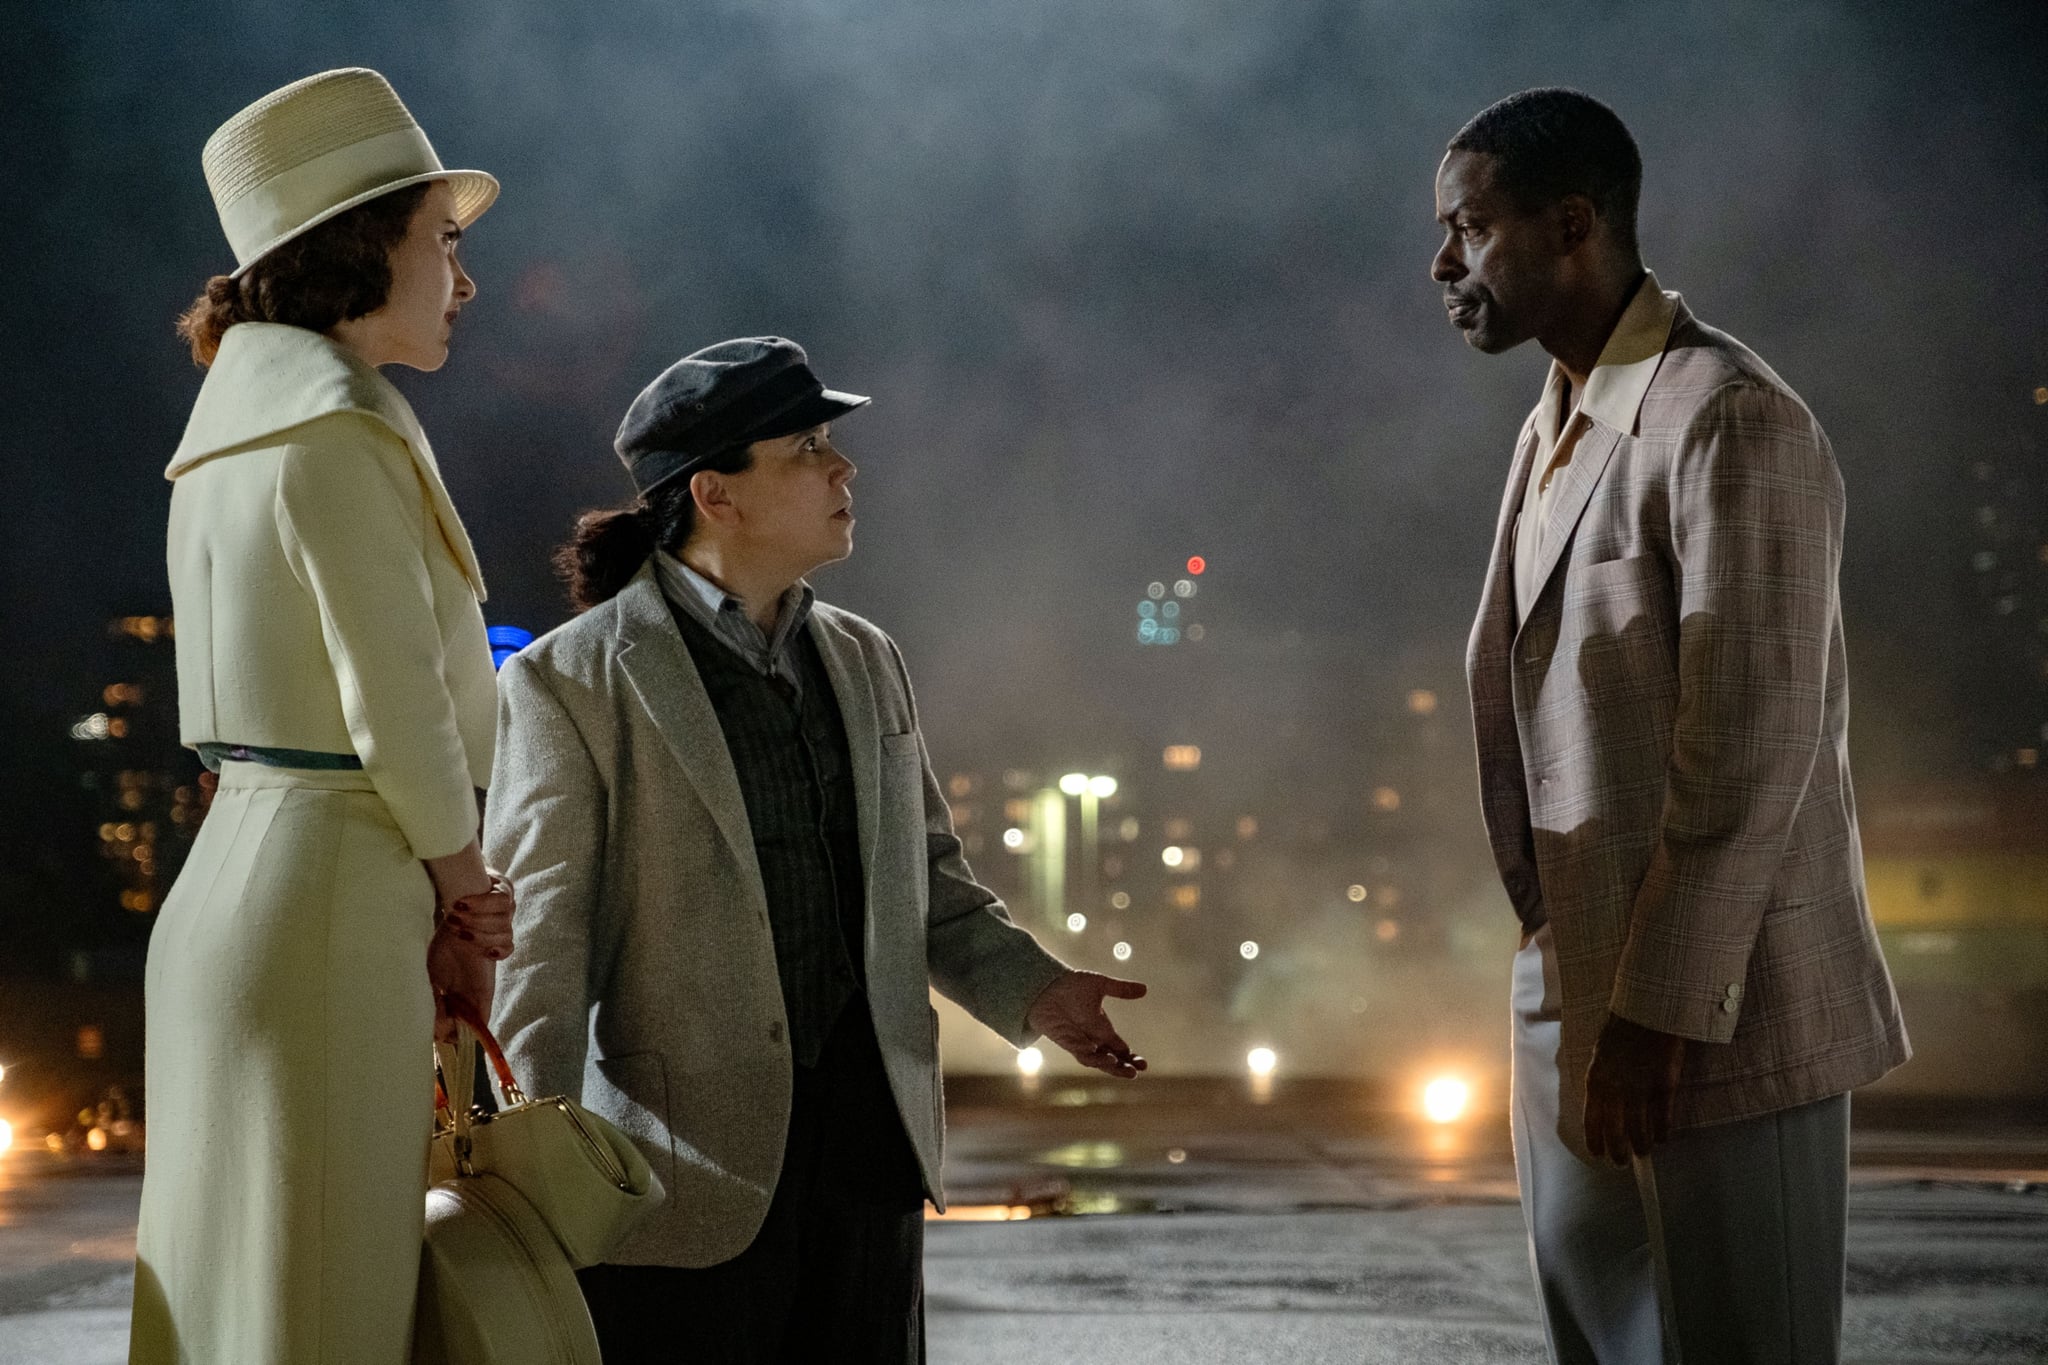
487, 338, 1147, 1362
131, 68, 512, 1363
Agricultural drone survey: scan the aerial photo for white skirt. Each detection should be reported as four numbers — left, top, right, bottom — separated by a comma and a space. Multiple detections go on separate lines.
131, 762, 437, 1364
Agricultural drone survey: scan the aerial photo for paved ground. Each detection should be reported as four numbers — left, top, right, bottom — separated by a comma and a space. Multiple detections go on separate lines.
3, 1083, 2044, 1363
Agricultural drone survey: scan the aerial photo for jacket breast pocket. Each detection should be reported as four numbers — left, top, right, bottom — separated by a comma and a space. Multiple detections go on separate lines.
1564, 553, 1679, 709
1566, 554, 1675, 650
588, 1051, 675, 1192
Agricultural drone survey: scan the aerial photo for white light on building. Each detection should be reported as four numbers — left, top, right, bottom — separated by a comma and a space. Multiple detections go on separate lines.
1017, 1047, 1045, 1077
1239, 941, 1260, 960
1161, 846, 1185, 868
1002, 827, 1026, 850
1246, 1047, 1277, 1077
1066, 913, 1087, 932
1112, 941, 1133, 962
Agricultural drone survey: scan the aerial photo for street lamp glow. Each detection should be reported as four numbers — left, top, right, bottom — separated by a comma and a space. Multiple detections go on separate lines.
1239, 940, 1260, 960
1059, 773, 1090, 796
1017, 1047, 1045, 1077
1161, 846, 1185, 868
1112, 941, 1133, 962
1066, 912, 1087, 932
1002, 827, 1026, 850
1246, 1047, 1278, 1077
1088, 775, 1118, 799
1423, 1076, 1471, 1124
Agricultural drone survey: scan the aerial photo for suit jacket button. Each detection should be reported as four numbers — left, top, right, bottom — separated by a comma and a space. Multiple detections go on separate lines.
769, 1022, 784, 1043
1721, 999, 1738, 1014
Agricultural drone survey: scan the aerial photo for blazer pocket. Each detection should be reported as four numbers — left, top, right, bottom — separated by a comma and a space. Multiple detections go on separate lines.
589, 1050, 675, 1192
1565, 553, 1674, 647
1569, 551, 1662, 595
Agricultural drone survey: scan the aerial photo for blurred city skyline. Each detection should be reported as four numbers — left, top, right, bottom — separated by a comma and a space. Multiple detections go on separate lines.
2, 3, 2043, 1091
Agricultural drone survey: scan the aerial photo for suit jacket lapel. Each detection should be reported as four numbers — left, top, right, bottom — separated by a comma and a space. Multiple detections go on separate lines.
1519, 424, 1623, 637
807, 610, 882, 913
1470, 419, 1539, 692
613, 566, 767, 911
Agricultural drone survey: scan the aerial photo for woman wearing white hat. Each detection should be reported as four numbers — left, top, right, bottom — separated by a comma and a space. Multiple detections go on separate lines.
132, 68, 513, 1363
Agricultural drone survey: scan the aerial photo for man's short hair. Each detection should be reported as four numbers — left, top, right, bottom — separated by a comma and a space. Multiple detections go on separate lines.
1450, 88, 1642, 255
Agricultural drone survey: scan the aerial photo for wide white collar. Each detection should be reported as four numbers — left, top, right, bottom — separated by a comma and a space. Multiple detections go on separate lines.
167, 323, 485, 600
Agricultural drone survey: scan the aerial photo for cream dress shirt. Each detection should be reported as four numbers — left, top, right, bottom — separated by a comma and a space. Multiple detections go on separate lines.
1512, 272, 1679, 622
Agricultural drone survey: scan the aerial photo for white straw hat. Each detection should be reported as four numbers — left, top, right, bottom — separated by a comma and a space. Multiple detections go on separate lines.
202, 67, 499, 277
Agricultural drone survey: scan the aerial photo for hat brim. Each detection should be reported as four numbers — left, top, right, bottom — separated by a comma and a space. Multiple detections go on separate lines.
743, 388, 872, 445
229, 167, 500, 279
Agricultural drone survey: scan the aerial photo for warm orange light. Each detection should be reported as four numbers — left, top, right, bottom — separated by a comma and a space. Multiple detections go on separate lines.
86, 1126, 108, 1152
926, 1204, 1034, 1222
1423, 1076, 1471, 1124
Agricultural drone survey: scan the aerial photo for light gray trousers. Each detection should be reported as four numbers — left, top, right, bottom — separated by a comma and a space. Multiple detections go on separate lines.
1510, 929, 1851, 1365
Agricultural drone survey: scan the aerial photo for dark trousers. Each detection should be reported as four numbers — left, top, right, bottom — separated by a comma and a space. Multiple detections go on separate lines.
577, 1002, 927, 1365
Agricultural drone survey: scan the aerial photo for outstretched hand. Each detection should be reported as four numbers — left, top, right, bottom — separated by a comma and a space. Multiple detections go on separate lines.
1025, 970, 1148, 1078
1582, 1013, 1688, 1165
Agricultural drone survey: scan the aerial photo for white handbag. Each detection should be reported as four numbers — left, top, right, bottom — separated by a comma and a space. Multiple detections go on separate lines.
413, 998, 667, 1364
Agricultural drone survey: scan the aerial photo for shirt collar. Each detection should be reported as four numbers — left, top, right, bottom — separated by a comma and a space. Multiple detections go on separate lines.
1553, 271, 1679, 437
653, 550, 816, 666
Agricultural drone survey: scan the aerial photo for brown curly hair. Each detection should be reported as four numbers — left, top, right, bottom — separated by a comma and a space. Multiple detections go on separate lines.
175, 182, 432, 367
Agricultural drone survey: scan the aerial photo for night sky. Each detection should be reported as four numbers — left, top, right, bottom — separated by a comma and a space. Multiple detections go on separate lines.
5, 3, 2044, 987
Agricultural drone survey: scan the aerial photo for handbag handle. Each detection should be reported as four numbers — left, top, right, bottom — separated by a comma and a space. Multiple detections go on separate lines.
438, 992, 530, 1107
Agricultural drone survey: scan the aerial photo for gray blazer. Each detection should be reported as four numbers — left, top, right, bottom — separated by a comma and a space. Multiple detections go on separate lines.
486, 562, 1068, 1266
1466, 295, 1909, 1138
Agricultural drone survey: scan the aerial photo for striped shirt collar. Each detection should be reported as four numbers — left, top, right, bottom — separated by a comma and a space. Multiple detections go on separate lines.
653, 550, 816, 688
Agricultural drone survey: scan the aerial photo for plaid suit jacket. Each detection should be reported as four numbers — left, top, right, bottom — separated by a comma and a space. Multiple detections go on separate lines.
1466, 294, 1909, 1137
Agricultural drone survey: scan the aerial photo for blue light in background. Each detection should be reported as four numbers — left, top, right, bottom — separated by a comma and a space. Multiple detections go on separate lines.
487, 625, 534, 671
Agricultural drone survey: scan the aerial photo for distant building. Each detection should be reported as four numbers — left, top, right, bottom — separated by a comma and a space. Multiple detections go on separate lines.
73, 614, 206, 939
1963, 392, 2047, 774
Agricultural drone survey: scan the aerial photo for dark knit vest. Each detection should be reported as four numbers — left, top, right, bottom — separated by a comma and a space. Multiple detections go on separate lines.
669, 605, 866, 1066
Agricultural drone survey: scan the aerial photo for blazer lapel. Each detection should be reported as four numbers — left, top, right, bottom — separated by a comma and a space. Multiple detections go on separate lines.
807, 610, 882, 912
1469, 419, 1539, 688
1519, 423, 1623, 635
613, 567, 767, 910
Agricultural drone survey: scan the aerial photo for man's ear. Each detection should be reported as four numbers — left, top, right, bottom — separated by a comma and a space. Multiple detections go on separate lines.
1553, 193, 1598, 255
690, 468, 738, 527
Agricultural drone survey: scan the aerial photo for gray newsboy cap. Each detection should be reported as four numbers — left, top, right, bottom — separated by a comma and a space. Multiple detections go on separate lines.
614, 337, 870, 498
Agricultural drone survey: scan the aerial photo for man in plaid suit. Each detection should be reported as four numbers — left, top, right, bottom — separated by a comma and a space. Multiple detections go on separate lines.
1434, 88, 1909, 1364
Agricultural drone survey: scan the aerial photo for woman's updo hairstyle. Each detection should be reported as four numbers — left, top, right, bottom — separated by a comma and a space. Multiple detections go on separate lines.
554, 444, 757, 611
175, 181, 431, 367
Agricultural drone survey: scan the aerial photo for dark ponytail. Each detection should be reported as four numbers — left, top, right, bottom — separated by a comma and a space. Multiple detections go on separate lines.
554, 444, 758, 611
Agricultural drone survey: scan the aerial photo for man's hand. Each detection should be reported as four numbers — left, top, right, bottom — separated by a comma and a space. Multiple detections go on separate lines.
1582, 1013, 1688, 1166
1025, 971, 1148, 1078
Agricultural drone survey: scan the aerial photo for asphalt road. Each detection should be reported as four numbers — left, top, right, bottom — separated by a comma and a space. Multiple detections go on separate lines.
3, 1083, 2043, 1363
